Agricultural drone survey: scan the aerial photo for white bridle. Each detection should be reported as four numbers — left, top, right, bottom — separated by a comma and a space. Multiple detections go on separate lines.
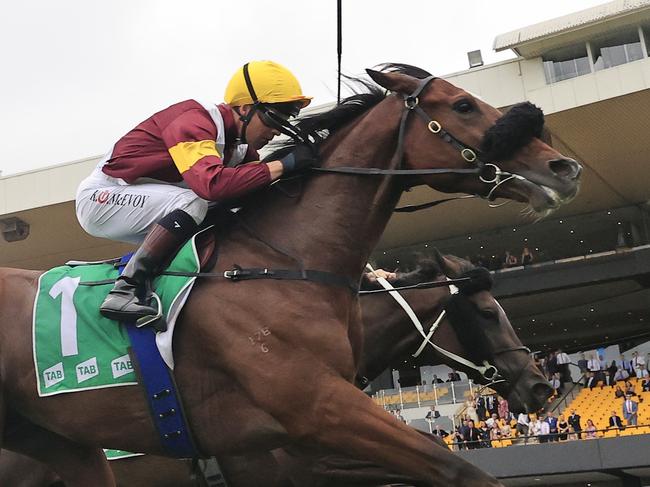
365, 264, 501, 382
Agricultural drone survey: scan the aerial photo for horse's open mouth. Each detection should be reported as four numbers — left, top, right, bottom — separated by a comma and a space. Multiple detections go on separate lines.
496, 178, 578, 215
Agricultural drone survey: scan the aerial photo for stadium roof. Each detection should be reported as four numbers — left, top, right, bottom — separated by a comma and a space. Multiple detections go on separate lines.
494, 0, 650, 57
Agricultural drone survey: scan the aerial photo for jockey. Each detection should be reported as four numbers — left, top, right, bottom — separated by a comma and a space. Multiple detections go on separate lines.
75, 60, 315, 330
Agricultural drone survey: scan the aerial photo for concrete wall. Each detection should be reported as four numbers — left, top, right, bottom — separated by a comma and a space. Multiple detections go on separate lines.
458, 434, 650, 480
0, 156, 99, 216
445, 55, 650, 112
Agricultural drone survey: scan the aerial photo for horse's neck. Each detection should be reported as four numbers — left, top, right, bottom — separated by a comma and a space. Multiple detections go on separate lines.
240, 99, 403, 280
358, 288, 444, 382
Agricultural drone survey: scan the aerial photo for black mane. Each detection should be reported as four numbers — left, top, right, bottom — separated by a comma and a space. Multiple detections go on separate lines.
360, 258, 443, 291
264, 63, 432, 161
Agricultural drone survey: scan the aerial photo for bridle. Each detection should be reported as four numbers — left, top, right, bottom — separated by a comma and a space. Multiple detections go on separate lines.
311, 75, 528, 203
363, 264, 530, 391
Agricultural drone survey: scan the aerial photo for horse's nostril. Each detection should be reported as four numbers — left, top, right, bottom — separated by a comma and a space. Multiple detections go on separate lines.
549, 158, 582, 180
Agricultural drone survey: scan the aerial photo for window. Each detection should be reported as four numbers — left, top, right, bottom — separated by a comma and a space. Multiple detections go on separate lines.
543, 44, 591, 84
591, 28, 643, 71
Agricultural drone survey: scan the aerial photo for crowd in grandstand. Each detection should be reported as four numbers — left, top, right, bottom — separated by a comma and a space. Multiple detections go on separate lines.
437, 349, 650, 450
468, 245, 536, 272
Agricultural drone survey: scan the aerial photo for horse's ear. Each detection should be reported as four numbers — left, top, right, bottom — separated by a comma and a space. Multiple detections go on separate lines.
366, 69, 418, 95
431, 248, 463, 278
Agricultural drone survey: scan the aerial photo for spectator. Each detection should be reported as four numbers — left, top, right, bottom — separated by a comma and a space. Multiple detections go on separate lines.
550, 373, 561, 397
529, 416, 542, 444
568, 409, 582, 439
557, 414, 569, 441
431, 374, 443, 384
614, 365, 629, 382
476, 395, 487, 421
500, 420, 512, 439
504, 251, 518, 268
556, 348, 571, 383
465, 395, 479, 423
642, 378, 650, 392
431, 424, 449, 438
567, 426, 578, 441
620, 354, 635, 378
425, 405, 440, 422
625, 380, 637, 397
486, 413, 498, 429
608, 410, 624, 430
477, 421, 491, 448
516, 412, 530, 444
453, 425, 465, 450
463, 420, 481, 450
497, 396, 509, 420
585, 419, 598, 439
486, 395, 498, 417
446, 370, 461, 382
396, 410, 407, 424
585, 371, 597, 390
607, 360, 618, 388
623, 394, 639, 426
521, 246, 534, 265
614, 385, 625, 399
538, 415, 550, 443
587, 354, 605, 387
599, 355, 608, 375
545, 411, 559, 442
632, 352, 648, 378
454, 421, 468, 450
577, 352, 588, 376
489, 421, 501, 446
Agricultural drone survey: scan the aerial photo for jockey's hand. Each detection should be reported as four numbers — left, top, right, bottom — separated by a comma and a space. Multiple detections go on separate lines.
366, 269, 397, 281
279, 144, 318, 173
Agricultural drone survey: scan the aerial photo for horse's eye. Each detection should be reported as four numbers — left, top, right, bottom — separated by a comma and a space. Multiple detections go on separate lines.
480, 308, 498, 320
453, 100, 474, 114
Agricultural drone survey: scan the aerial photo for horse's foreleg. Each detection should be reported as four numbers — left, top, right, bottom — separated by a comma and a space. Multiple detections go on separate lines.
283, 379, 502, 487
5, 415, 115, 487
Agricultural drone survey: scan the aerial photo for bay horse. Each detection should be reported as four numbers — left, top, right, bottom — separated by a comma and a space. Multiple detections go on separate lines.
0, 63, 580, 487
0, 252, 551, 486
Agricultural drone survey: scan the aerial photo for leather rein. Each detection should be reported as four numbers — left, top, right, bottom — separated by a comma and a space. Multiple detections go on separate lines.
310, 75, 527, 204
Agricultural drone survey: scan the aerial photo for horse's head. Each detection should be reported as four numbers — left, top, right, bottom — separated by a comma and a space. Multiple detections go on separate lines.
366, 66, 582, 217
429, 251, 552, 413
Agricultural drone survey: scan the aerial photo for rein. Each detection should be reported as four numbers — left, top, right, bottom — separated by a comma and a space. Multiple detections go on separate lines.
363, 264, 501, 383
363, 264, 531, 389
310, 75, 528, 205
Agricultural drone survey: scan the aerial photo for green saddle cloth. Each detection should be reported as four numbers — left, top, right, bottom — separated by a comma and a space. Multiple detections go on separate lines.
33, 234, 201, 397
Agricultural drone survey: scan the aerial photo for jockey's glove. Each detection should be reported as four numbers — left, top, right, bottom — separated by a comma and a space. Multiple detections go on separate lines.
279, 144, 318, 173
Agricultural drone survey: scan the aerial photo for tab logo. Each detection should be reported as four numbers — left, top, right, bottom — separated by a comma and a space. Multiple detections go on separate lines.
76, 357, 99, 383
111, 354, 134, 379
43, 362, 65, 388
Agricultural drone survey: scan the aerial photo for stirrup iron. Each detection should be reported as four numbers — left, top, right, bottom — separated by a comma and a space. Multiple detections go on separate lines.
135, 293, 165, 330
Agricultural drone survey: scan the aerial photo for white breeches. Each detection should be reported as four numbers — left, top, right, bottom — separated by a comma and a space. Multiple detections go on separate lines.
75, 169, 208, 244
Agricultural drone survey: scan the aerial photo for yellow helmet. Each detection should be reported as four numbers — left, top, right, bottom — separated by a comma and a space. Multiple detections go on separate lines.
224, 60, 312, 109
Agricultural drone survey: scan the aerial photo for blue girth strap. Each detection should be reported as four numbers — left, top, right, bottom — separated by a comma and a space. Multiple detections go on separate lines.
118, 254, 198, 458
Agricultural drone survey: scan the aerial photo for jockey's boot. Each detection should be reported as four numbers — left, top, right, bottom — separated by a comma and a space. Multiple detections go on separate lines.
100, 209, 199, 331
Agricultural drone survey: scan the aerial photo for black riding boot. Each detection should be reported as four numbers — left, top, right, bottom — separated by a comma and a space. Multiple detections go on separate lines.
100, 209, 198, 330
